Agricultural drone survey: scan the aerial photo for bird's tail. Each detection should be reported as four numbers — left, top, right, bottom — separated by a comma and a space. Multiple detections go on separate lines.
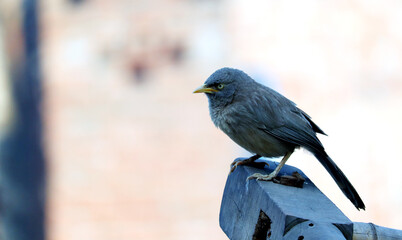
313, 150, 365, 210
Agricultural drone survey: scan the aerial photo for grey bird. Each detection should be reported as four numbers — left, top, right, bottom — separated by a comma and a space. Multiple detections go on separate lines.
193, 67, 365, 210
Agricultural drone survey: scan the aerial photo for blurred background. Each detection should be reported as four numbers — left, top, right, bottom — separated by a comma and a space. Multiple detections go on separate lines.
1, 0, 402, 239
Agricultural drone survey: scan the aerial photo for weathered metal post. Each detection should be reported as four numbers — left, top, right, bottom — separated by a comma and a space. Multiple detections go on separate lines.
219, 158, 402, 240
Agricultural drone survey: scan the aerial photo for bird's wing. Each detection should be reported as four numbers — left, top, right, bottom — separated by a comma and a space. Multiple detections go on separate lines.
261, 124, 324, 152
298, 109, 327, 135
247, 87, 325, 152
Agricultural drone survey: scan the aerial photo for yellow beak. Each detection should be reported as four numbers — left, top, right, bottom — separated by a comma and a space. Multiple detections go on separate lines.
193, 84, 218, 93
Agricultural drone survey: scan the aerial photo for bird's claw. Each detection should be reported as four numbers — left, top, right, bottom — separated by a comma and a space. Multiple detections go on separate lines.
230, 161, 243, 173
230, 160, 268, 174
247, 173, 275, 181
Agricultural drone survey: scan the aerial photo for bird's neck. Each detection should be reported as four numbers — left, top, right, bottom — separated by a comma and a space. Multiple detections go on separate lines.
207, 95, 232, 110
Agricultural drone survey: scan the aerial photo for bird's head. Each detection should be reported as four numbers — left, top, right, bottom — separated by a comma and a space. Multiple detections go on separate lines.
193, 68, 253, 107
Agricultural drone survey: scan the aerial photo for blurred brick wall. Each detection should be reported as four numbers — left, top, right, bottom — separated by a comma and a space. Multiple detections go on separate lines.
1, 0, 397, 239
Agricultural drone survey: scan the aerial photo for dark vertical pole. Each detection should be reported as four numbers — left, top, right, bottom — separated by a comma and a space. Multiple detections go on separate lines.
0, 0, 46, 239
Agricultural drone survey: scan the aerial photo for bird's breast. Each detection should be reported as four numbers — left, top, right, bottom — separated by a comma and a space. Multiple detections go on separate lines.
209, 104, 293, 157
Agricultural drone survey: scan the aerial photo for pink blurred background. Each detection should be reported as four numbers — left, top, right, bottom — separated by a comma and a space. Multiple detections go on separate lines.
1, 0, 402, 239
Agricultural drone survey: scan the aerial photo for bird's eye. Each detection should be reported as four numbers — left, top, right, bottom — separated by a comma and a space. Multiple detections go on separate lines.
217, 84, 224, 90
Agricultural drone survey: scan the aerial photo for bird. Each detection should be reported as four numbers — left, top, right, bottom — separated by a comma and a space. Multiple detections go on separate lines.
193, 67, 365, 210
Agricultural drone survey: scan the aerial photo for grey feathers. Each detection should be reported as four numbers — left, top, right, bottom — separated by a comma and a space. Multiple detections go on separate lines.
197, 67, 365, 210
204, 68, 324, 155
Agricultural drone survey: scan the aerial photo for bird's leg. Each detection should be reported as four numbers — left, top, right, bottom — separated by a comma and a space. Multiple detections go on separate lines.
230, 154, 262, 173
247, 151, 293, 181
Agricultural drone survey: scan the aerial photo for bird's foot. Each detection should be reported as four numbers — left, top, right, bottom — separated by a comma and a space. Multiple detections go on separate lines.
247, 173, 276, 181
230, 160, 251, 173
230, 156, 266, 174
